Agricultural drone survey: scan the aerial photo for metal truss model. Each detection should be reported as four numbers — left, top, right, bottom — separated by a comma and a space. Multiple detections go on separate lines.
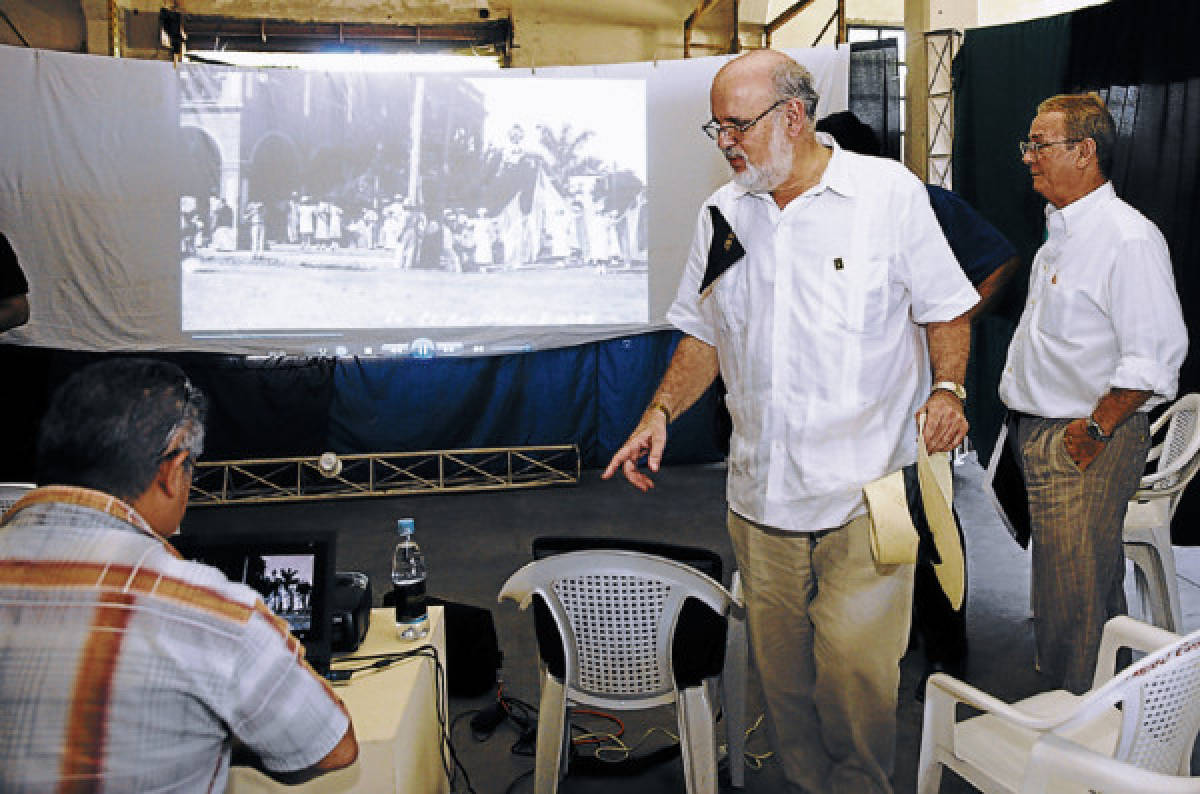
188, 444, 579, 506
926, 28, 963, 189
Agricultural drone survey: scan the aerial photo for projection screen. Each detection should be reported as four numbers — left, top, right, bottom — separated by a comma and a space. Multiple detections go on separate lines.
0, 44, 848, 356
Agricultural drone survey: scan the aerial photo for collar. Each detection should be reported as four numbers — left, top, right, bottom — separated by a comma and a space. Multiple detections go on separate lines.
1044, 181, 1115, 236
2, 484, 180, 557
813, 132, 856, 198
731, 132, 852, 202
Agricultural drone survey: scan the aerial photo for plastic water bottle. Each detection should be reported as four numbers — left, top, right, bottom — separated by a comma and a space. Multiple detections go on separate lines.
391, 518, 429, 640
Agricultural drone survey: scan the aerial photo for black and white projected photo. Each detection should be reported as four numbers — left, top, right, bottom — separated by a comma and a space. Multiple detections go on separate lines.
178, 68, 648, 336
251, 553, 316, 634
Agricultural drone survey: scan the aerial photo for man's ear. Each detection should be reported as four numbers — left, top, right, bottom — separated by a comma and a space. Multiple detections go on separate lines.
157, 452, 189, 500
1077, 137, 1098, 169
786, 99, 806, 131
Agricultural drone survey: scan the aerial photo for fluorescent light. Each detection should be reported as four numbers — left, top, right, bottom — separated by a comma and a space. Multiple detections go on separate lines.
197, 52, 500, 72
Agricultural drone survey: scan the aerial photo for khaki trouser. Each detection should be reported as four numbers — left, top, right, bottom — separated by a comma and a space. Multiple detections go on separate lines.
1016, 413, 1150, 694
727, 509, 913, 794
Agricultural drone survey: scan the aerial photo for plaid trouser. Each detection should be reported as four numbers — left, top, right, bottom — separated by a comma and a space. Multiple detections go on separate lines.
1016, 413, 1149, 694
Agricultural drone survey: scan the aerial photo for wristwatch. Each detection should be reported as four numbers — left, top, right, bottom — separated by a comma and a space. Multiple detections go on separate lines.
1085, 415, 1113, 442
932, 381, 967, 401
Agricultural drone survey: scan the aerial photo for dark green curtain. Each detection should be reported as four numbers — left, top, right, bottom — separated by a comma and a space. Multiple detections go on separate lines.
955, 0, 1200, 543
952, 11, 1072, 464
1063, 0, 1200, 544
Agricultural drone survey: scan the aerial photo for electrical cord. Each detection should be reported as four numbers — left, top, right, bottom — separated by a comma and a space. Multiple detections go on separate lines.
328, 645, 477, 794
462, 680, 773, 792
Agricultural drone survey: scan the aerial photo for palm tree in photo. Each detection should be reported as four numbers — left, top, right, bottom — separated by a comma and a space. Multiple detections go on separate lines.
537, 123, 596, 193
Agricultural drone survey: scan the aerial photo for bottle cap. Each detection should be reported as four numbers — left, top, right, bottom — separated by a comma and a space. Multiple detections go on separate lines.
396, 518, 415, 535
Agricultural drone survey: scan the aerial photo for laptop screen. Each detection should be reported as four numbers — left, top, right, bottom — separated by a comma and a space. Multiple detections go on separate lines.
173, 529, 336, 675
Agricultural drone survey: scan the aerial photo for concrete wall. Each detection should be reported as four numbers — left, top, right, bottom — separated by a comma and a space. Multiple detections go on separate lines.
0, 0, 86, 52
768, 0, 902, 49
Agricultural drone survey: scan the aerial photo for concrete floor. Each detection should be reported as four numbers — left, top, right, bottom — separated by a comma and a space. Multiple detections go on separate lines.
181, 455, 1200, 794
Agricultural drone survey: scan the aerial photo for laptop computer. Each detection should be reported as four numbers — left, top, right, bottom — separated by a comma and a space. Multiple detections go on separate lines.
173, 528, 337, 676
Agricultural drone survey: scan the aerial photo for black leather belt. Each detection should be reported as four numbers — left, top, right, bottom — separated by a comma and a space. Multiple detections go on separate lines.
1008, 410, 1045, 424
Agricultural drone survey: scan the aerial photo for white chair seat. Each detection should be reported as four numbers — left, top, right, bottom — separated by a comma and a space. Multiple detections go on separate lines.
918, 616, 1200, 794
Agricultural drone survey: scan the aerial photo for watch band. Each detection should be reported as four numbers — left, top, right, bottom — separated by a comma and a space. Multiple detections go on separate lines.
649, 401, 672, 424
1086, 415, 1113, 442
932, 381, 966, 401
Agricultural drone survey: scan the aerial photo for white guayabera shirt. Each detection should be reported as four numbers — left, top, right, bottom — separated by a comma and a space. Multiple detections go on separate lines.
1000, 181, 1187, 420
668, 136, 978, 532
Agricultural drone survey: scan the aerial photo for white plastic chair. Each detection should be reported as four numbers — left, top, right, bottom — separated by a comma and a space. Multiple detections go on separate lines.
917, 615, 1200, 793
499, 549, 746, 794
1124, 393, 1200, 632
0, 482, 36, 515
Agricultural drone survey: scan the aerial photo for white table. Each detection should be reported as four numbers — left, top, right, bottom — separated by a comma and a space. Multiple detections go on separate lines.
228, 606, 449, 794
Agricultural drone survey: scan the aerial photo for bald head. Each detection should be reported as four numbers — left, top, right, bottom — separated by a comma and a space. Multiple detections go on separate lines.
707, 50, 829, 204
712, 50, 819, 123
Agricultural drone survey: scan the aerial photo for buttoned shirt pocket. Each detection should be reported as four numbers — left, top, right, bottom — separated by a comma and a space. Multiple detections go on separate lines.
1035, 285, 1079, 342
817, 256, 888, 335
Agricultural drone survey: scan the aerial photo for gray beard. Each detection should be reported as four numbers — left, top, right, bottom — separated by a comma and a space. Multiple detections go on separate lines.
730, 120, 794, 192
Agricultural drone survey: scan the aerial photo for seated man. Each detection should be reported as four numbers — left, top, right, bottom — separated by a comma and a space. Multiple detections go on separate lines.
0, 358, 357, 791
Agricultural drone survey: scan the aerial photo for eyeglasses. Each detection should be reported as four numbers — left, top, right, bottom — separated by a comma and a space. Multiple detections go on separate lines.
702, 99, 788, 141
1019, 138, 1083, 156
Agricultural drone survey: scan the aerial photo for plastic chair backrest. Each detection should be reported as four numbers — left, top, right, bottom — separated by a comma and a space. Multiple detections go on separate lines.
501, 550, 732, 704
1142, 395, 1200, 511
1080, 627, 1200, 774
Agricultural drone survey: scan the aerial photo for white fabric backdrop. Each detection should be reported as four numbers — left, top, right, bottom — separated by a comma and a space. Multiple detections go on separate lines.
0, 44, 848, 355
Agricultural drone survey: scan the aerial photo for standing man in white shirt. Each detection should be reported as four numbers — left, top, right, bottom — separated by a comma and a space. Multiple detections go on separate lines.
1000, 93, 1187, 694
603, 49, 977, 794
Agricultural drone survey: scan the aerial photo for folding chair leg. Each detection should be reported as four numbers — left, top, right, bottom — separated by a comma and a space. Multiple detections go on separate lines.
534, 671, 569, 794
678, 685, 718, 794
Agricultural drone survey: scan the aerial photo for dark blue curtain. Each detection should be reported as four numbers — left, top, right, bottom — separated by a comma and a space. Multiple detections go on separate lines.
0, 332, 727, 481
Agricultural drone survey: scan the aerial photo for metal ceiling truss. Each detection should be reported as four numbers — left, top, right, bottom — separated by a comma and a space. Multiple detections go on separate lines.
763, 0, 845, 49
189, 444, 579, 507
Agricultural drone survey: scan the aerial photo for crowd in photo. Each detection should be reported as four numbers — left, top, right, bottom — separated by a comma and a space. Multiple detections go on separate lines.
181, 179, 646, 274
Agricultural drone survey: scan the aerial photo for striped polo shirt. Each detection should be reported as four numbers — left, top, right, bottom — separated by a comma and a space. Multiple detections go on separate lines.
0, 486, 350, 793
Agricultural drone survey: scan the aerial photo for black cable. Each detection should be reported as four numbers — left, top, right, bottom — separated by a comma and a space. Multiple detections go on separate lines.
328, 645, 477, 794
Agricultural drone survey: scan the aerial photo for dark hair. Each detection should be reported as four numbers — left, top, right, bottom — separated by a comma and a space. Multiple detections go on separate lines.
36, 358, 207, 503
814, 111, 882, 156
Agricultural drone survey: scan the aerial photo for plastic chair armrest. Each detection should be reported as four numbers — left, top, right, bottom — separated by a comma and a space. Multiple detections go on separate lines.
924, 673, 1071, 732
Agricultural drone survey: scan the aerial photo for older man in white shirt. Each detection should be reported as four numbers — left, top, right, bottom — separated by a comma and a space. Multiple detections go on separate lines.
603, 50, 977, 794
1001, 93, 1187, 695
